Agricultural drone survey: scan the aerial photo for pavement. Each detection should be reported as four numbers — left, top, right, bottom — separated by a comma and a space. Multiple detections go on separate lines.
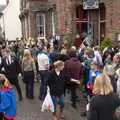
16, 79, 87, 120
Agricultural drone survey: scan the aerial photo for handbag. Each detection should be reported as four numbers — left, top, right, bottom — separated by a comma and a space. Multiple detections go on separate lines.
41, 87, 54, 112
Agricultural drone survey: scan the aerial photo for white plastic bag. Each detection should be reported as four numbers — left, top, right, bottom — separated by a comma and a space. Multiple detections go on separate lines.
41, 88, 54, 112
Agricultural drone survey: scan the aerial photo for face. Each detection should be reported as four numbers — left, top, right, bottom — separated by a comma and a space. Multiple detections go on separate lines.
4, 79, 9, 87
113, 55, 119, 63
91, 63, 97, 69
57, 64, 64, 71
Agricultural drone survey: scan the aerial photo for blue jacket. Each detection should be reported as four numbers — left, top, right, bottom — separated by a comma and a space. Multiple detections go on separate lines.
0, 88, 17, 119
87, 69, 103, 86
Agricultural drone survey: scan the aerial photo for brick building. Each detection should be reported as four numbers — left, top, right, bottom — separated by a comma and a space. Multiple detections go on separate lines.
19, 0, 120, 45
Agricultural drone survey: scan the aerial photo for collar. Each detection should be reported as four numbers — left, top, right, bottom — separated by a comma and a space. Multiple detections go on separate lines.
2, 87, 10, 91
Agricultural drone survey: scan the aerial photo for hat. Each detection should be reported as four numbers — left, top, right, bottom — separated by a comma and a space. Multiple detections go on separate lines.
103, 64, 115, 76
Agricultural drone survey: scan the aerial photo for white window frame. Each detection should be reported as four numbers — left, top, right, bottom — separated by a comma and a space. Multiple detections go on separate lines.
36, 13, 46, 39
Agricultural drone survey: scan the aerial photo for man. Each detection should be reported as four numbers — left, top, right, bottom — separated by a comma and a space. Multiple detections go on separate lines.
37, 46, 50, 100
64, 50, 83, 108
2, 48, 23, 101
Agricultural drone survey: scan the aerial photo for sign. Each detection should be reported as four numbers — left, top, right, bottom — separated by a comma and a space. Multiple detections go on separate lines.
83, 0, 99, 10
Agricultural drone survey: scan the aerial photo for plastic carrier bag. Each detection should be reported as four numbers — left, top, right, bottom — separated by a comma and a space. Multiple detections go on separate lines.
41, 87, 54, 112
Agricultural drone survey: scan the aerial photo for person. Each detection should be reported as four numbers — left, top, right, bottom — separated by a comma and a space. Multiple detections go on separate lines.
37, 46, 50, 100
48, 60, 80, 120
64, 50, 83, 108
87, 62, 103, 98
93, 46, 103, 66
1, 48, 23, 101
21, 49, 37, 99
0, 74, 17, 120
103, 64, 117, 93
87, 73, 120, 120
112, 53, 120, 71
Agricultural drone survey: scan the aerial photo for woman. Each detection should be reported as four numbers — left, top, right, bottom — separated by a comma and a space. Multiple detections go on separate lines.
22, 49, 36, 99
87, 73, 120, 120
104, 64, 117, 93
48, 60, 80, 120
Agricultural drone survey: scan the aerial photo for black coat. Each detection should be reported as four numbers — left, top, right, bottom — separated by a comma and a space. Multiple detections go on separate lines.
88, 93, 120, 120
2, 55, 21, 78
48, 70, 70, 97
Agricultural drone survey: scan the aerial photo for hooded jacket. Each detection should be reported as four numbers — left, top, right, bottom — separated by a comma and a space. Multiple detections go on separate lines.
0, 87, 17, 119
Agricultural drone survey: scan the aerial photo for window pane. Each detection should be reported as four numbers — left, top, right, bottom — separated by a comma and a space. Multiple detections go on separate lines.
39, 15, 44, 25
36, 13, 45, 38
37, 26, 44, 37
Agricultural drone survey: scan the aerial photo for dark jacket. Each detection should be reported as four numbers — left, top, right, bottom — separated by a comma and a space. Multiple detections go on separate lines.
88, 92, 120, 120
48, 70, 70, 97
64, 57, 83, 88
2, 55, 21, 78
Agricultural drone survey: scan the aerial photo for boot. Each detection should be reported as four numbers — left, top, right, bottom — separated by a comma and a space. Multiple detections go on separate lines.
52, 112, 58, 120
59, 108, 64, 119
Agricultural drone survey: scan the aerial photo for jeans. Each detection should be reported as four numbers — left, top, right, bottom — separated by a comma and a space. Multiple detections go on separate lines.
51, 94, 64, 112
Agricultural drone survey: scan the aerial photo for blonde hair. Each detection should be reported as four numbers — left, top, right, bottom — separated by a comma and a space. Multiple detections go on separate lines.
93, 73, 113, 95
60, 49, 67, 55
22, 49, 33, 62
0, 74, 9, 88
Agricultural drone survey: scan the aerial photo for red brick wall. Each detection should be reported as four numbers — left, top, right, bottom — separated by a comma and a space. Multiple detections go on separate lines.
105, 0, 120, 40
20, 0, 120, 41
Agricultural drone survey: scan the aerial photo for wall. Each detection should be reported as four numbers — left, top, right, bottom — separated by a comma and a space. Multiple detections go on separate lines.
3, 0, 22, 41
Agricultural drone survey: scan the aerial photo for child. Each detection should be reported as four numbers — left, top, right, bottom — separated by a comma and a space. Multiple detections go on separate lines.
0, 74, 17, 120
87, 62, 103, 99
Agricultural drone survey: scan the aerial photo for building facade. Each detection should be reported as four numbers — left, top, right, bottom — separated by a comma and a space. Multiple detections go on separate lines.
0, 0, 22, 41
19, 0, 120, 45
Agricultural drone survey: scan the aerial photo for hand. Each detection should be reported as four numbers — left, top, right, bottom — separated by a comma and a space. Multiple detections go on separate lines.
75, 80, 80, 84
86, 103, 90, 111
71, 79, 80, 84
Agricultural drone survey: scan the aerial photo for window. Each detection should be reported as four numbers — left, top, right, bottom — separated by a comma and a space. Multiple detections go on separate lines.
36, 13, 45, 39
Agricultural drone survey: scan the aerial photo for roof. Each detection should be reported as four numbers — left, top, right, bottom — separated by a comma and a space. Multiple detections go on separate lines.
0, 5, 6, 13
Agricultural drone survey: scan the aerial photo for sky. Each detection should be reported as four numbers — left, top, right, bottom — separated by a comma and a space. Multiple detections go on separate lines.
0, 0, 6, 5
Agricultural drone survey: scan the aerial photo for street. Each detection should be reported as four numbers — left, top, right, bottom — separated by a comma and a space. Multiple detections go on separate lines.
16, 80, 87, 120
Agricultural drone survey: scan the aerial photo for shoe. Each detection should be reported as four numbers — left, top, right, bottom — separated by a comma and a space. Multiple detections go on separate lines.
19, 97, 23, 101
59, 112, 65, 119
81, 112, 87, 117
52, 112, 58, 120
38, 96, 43, 101
71, 104, 77, 109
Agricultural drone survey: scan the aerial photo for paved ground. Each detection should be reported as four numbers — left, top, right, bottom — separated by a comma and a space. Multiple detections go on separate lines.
16, 79, 87, 120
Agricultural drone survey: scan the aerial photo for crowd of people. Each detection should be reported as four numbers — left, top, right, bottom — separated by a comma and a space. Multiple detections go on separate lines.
0, 38, 119, 120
